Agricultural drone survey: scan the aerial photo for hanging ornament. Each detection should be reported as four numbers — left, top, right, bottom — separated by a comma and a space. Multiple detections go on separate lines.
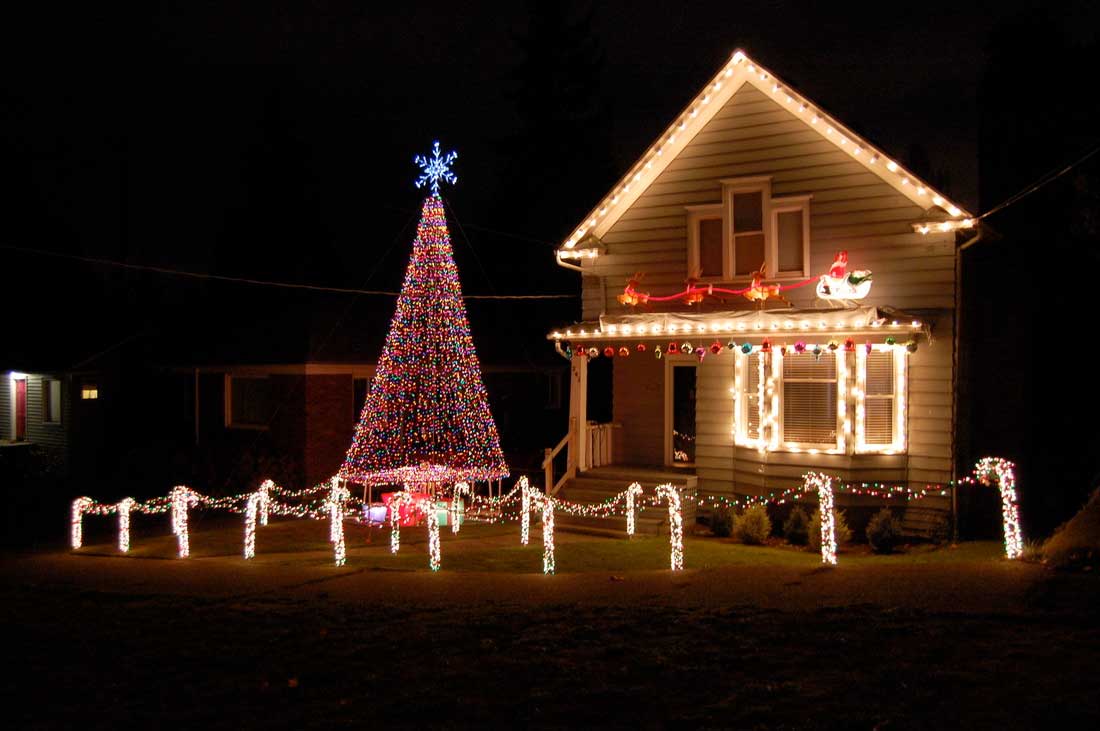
668, 342, 679, 354
740, 343, 752, 354
726, 340, 737, 351
828, 340, 839, 351
681, 341, 693, 352
906, 341, 918, 353
794, 341, 806, 354
603, 346, 615, 358
636, 343, 647, 353
812, 344, 823, 357
695, 347, 706, 362
780, 345, 788, 356
761, 339, 772, 353
865, 342, 873, 354
844, 338, 855, 352
885, 336, 896, 346
710, 340, 722, 355
564, 344, 573, 358
618, 346, 630, 357
587, 347, 599, 358
655, 345, 663, 359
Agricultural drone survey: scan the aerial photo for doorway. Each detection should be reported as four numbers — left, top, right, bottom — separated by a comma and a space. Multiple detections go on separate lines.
14, 376, 27, 441
665, 360, 697, 466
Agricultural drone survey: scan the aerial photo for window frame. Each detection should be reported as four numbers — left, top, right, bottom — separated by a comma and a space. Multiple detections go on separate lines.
42, 378, 62, 424
855, 346, 907, 454
224, 374, 273, 431
776, 350, 843, 452
685, 178, 813, 281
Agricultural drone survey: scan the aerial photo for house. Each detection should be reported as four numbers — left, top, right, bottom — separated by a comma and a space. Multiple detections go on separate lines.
544, 50, 975, 530
1, 369, 74, 454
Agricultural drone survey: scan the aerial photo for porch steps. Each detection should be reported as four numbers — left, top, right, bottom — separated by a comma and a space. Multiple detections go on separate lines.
554, 466, 699, 537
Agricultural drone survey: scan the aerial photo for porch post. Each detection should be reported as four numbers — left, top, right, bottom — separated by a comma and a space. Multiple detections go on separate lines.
568, 355, 587, 473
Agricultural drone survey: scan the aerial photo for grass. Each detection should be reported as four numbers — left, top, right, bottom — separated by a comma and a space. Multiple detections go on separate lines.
73, 513, 1005, 574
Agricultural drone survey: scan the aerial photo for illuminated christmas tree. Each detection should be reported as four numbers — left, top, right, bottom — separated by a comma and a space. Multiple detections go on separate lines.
340, 142, 509, 487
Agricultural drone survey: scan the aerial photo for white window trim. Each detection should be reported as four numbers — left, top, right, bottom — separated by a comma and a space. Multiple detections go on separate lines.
770, 195, 812, 278
686, 177, 813, 282
732, 345, 905, 456
686, 203, 725, 281
225, 374, 272, 431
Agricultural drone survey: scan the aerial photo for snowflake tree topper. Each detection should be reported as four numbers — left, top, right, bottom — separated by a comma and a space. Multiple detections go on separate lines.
414, 141, 458, 195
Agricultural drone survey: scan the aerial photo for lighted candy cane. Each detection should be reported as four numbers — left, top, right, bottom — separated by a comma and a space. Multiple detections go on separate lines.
169, 486, 199, 558
117, 497, 135, 553
519, 476, 531, 545
328, 477, 350, 566
804, 472, 837, 565
70, 496, 94, 549
974, 457, 1024, 560
451, 482, 470, 534
390, 490, 413, 553
542, 494, 555, 575
242, 491, 260, 560
655, 484, 684, 571
625, 482, 643, 537
422, 498, 441, 571
258, 479, 273, 526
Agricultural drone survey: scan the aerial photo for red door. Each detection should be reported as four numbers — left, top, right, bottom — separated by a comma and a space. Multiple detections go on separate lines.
14, 378, 27, 440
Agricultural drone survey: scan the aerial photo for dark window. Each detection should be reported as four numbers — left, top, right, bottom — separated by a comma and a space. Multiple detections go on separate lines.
43, 379, 62, 423
229, 377, 273, 427
697, 218, 723, 277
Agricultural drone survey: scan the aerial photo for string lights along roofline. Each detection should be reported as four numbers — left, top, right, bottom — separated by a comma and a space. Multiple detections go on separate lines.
414, 140, 458, 195
557, 49, 972, 254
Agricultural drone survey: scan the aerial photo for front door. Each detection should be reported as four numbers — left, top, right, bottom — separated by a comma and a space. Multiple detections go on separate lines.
665, 361, 697, 466
14, 377, 27, 441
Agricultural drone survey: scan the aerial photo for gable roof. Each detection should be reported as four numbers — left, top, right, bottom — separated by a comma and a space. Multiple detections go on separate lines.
558, 49, 972, 254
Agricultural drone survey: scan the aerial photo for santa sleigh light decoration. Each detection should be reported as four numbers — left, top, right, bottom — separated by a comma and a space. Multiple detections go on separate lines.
816, 251, 872, 305
616, 250, 872, 308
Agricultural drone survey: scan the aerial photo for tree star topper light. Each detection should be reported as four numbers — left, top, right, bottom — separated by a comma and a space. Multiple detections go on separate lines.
414, 141, 458, 195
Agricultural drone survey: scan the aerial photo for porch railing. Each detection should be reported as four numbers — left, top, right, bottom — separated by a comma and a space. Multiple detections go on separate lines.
542, 426, 573, 497
543, 420, 620, 496
585, 421, 618, 470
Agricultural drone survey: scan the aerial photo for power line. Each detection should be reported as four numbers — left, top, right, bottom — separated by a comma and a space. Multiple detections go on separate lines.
979, 142, 1100, 222
0, 244, 577, 300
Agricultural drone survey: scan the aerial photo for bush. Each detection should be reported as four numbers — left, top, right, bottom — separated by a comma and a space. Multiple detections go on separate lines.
710, 505, 734, 537
866, 508, 902, 553
735, 504, 772, 545
809, 509, 852, 551
1042, 487, 1100, 570
783, 506, 810, 545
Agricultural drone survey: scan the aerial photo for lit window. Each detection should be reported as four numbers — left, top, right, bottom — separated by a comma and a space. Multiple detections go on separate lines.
43, 379, 62, 422
81, 385, 98, 400
781, 352, 838, 448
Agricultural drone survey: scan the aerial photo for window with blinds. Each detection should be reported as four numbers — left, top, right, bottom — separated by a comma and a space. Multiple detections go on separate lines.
863, 350, 895, 446
743, 352, 762, 441
781, 352, 837, 447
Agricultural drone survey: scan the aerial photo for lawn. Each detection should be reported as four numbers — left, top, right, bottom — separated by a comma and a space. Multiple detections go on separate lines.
71, 512, 1004, 573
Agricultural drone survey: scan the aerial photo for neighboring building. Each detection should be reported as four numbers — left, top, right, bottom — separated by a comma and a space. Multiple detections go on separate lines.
1, 370, 73, 454
546, 51, 975, 523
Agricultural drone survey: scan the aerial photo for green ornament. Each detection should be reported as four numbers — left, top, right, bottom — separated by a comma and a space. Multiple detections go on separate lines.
885, 336, 896, 346
740, 342, 752, 354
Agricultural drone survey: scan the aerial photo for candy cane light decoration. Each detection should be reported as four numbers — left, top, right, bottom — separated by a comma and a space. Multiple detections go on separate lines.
258, 479, 273, 526
803, 472, 837, 565
542, 495, 556, 575
117, 497, 135, 553
625, 482, 643, 537
70, 496, 93, 549
423, 498, 441, 571
390, 489, 414, 553
655, 484, 684, 571
169, 486, 199, 558
974, 457, 1024, 560
519, 476, 531, 545
328, 477, 350, 566
451, 482, 470, 534
243, 492, 260, 560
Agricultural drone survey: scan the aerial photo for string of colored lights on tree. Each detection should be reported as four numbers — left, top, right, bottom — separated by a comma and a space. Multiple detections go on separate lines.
340, 144, 507, 487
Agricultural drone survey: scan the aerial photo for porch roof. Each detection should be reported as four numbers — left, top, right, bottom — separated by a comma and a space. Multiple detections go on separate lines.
547, 306, 931, 343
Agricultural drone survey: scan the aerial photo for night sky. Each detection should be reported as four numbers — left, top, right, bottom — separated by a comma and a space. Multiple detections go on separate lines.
3, 2, 1100, 523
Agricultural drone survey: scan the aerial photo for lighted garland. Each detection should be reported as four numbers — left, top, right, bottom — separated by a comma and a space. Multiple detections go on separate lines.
972, 457, 1023, 559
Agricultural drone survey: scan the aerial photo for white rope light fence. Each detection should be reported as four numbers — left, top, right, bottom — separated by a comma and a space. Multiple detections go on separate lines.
258, 480, 272, 527
70, 497, 93, 549
117, 497, 135, 553
169, 486, 199, 558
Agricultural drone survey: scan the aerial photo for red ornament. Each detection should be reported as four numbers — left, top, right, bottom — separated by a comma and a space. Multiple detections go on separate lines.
795, 341, 806, 353
603, 346, 615, 358
761, 339, 772, 353
710, 340, 722, 355
844, 338, 855, 352
618, 346, 630, 357
668, 342, 680, 354
636, 343, 647, 353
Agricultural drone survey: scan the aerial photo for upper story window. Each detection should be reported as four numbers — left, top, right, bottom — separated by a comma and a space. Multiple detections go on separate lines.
686, 176, 810, 281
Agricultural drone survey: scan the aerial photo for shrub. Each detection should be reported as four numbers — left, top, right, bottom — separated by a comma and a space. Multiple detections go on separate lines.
866, 508, 902, 553
710, 505, 734, 538
809, 509, 852, 552
1042, 487, 1100, 570
735, 504, 772, 545
783, 506, 810, 545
